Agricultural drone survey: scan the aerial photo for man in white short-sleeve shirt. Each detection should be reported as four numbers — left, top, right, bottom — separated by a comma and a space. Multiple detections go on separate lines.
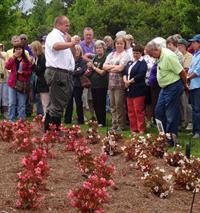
45, 28, 75, 70
44, 15, 80, 131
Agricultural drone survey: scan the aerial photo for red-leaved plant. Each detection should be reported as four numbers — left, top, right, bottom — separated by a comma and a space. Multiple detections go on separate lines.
16, 148, 50, 209
32, 114, 44, 132
0, 120, 14, 142
68, 138, 115, 212
12, 119, 34, 152
74, 138, 95, 174
62, 125, 83, 151
67, 174, 114, 213
41, 125, 61, 158
93, 153, 116, 180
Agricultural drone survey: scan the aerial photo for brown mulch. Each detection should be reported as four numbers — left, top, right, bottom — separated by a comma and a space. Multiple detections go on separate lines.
0, 138, 200, 213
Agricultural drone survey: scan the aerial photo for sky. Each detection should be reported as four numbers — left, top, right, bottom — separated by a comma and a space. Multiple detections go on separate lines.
21, 0, 51, 12
21, 0, 33, 11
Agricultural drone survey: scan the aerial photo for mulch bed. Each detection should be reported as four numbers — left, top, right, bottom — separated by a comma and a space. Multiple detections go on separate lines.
0, 133, 200, 213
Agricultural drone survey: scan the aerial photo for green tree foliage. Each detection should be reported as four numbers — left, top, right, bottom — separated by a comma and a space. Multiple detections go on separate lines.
0, 0, 27, 46
44, 0, 66, 27
68, 0, 200, 44
0, 0, 200, 46
26, 0, 49, 40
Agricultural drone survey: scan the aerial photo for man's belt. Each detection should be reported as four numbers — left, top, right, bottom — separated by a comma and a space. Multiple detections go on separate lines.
47, 67, 73, 73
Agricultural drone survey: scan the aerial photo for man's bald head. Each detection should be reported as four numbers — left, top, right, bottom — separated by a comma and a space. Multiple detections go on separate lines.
54, 16, 70, 33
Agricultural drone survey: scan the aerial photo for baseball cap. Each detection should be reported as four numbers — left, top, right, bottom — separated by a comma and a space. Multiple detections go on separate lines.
188, 34, 200, 42
178, 38, 188, 47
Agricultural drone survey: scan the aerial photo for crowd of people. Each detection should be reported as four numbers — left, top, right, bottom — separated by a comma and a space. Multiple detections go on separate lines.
0, 15, 200, 145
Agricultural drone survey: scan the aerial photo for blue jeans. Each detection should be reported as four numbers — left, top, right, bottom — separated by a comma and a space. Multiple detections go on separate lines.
190, 88, 200, 135
8, 87, 27, 121
155, 80, 183, 135
106, 92, 110, 112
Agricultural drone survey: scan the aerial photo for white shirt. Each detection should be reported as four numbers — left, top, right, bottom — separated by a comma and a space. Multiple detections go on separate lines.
128, 56, 144, 80
143, 54, 155, 85
45, 28, 75, 70
126, 48, 133, 61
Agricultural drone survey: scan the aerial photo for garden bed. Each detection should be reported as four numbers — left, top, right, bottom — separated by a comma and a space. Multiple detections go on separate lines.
0, 134, 200, 212
0, 119, 200, 213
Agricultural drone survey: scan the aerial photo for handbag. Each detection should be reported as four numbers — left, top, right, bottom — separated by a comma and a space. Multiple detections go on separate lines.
15, 79, 30, 93
15, 73, 30, 93
80, 75, 91, 88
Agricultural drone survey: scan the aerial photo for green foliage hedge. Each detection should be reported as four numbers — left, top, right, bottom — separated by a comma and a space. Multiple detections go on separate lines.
1, 0, 200, 46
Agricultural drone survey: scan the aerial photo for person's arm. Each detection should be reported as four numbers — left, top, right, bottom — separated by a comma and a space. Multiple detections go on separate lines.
123, 64, 134, 88
34, 55, 46, 76
187, 72, 198, 80
110, 64, 125, 73
18, 59, 32, 77
82, 53, 95, 62
5, 57, 15, 70
103, 62, 114, 71
53, 36, 80, 50
102, 53, 114, 71
0, 52, 6, 61
110, 52, 128, 73
123, 75, 129, 88
179, 69, 188, 90
93, 66, 106, 75
123, 75, 128, 83
168, 55, 188, 89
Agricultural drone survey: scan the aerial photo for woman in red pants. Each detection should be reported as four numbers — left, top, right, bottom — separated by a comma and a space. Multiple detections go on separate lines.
123, 44, 147, 134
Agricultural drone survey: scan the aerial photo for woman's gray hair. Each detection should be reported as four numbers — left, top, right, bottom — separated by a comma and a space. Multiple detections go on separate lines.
116, 30, 126, 37
95, 40, 106, 50
103, 35, 113, 42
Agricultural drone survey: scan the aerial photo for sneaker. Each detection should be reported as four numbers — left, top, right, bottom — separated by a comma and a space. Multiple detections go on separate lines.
110, 126, 117, 131
192, 133, 200, 139
186, 132, 193, 136
186, 123, 193, 130
116, 127, 122, 132
116, 127, 126, 131
146, 121, 152, 129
